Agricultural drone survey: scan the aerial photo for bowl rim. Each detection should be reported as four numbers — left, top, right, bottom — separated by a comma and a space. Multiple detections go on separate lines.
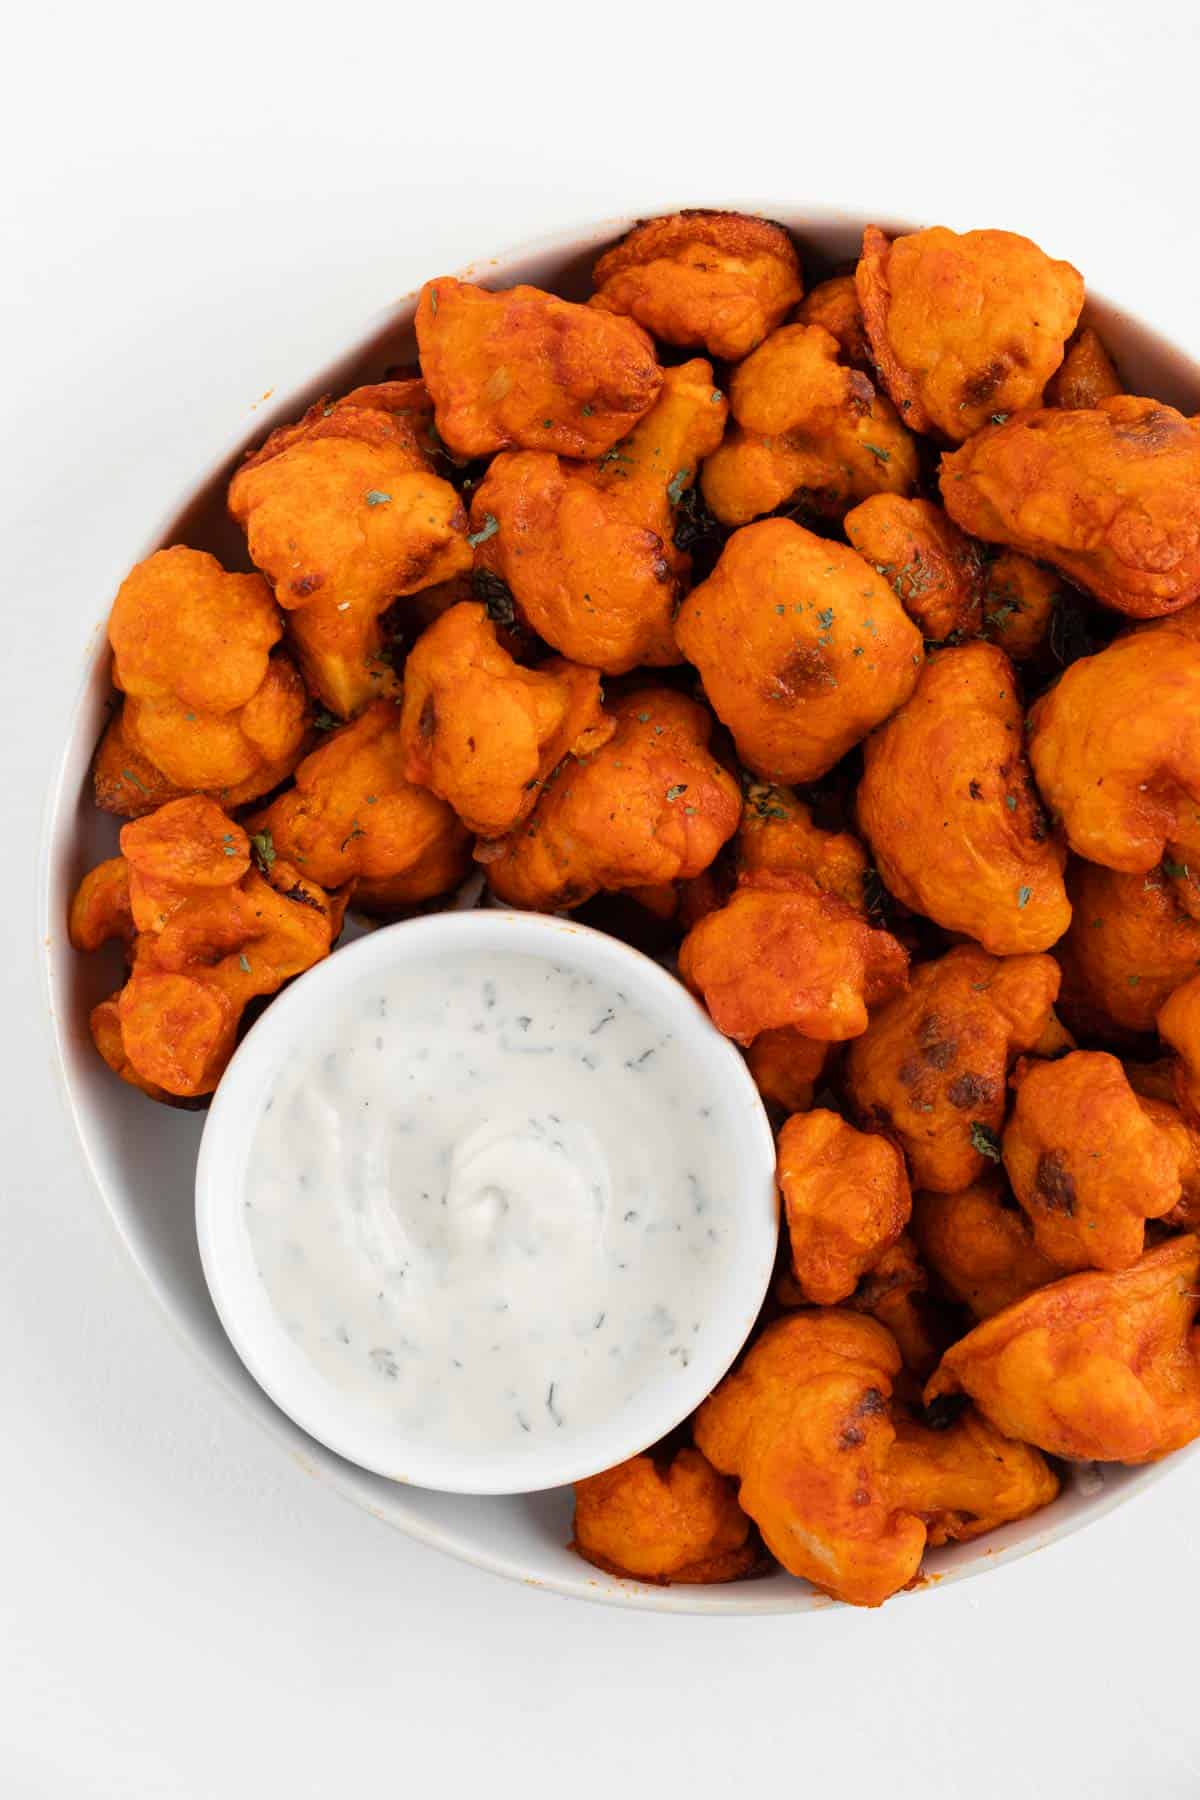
36, 201, 1200, 1614
195, 905, 778, 1496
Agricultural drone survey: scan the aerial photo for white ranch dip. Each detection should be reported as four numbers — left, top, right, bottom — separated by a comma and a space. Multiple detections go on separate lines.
240, 943, 748, 1472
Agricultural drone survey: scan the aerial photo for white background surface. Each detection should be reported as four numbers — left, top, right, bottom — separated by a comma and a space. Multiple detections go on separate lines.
7, 4, 1200, 1794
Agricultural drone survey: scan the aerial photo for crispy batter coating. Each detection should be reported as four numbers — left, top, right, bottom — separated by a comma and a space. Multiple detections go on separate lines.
844, 496, 983, 642
857, 225, 1083, 441
1134, 1093, 1200, 1228
1002, 1051, 1181, 1271
737, 782, 869, 899
887, 1408, 1059, 1544
398, 602, 612, 836
572, 1448, 759, 1584
795, 275, 871, 368
93, 708, 187, 818
470, 360, 727, 672
912, 1176, 1072, 1319
1044, 326, 1123, 410
845, 1235, 947, 1380
100, 547, 309, 810
1158, 973, 1200, 1122
778, 1108, 912, 1305
925, 1234, 1200, 1463
591, 211, 802, 363
857, 642, 1071, 955
414, 278, 662, 460
679, 869, 909, 1046
746, 1029, 829, 1114
980, 552, 1060, 662
247, 700, 471, 912
700, 323, 918, 526
1056, 859, 1200, 1038
844, 945, 1061, 1192
69, 796, 337, 1098
483, 690, 741, 912
940, 399, 1200, 617
1026, 623, 1200, 871
694, 1311, 926, 1607
676, 519, 924, 784
229, 387, 471, 716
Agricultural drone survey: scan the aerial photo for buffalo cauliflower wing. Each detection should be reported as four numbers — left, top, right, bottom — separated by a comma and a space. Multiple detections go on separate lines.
1158, 973, 1200, 1122
887, 1407, 1059, 1544
844, 945, 1061, 1192
700, 322, 918, 526
856, 224, 1083, 441
694, 1311, 926, 1607
398, 601, 612, 836
778, 1108, 912, 1305
414, 277, 662, 459
844, 495, 983, 642
911, 1175, 1072, 1319
678, 869, 908, 1046
675, 519, 924, 784
469, 359, 727, 672
98, 546, 309, 813
1056, 859, 1200, 1040
69, 796, 338, 1098
1044, 325, 1123, 410
795, 274, 871, 368
940, 399, 1200, 617
856, 641, 1071, 955
1026, 622, 1200, 871
1002, 1050, 1181, 1271
228, 386, 472, 716
925, 1233, 1200, 1463
247, 700, 471, 912
483, 690, 741, 912
572, 1448, 759, 1584
590, 210, 802, 362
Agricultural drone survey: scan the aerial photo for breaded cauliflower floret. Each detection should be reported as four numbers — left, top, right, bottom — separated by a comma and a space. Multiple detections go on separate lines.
69, 796, 338, 1098
591, 210, 802, 362
414, 277, 662, 459
483, 690, 741, 913
856, 641, 1071, 955
572, 1448, 758, 1584
247, 700, 471, 912
844, 945, 1061, 1193
856, 224, 1083, 440
941, 399, 1200, 618
676, 519, 924, 784
97, 546, 309, 814
469, 360, 727, 672
925, 1234, 1200, 1463
700, 323, 918, 526
229, 385, 472, 716
398, 601, 612, 837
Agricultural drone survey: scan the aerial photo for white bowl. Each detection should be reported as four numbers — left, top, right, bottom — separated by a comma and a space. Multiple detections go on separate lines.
40, 208, 1200, 1613
196, 907, 777, 1495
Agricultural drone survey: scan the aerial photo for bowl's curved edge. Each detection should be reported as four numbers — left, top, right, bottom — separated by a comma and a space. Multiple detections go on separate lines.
35, 201, 1200, 1618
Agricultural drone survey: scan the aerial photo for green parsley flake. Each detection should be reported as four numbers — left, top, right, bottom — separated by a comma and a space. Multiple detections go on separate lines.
238, 953, 251, 974
365, 489, 392, 507
817, 607, 834, 629
1005, 795, 1017, 812
666, 784, 688, 802
1017, 885, 1032, 908
121, 768, 148, 792
429, 287, 439, 314
863, 443, 891, 463
313, 710, 338, 732
249, 831, 276, 872
970, 1121, 1002, 1162
990, 412, 1009, 425
666, 468, 691, 506
467, 513, 499, 548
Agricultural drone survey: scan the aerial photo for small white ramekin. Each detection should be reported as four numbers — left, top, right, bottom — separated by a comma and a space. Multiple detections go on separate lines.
195, 907, 778, 1496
